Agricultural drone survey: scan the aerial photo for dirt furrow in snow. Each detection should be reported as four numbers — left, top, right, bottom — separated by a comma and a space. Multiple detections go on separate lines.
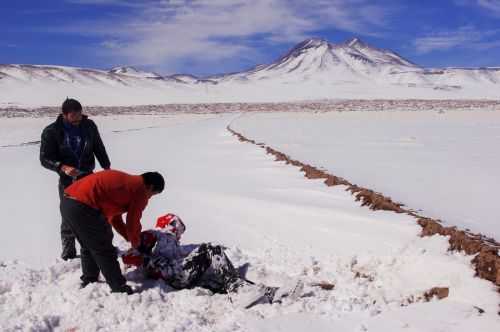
226, 125, 500, 291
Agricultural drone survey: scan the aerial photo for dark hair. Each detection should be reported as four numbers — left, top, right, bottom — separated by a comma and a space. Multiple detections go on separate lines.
141, 172, 165, 193
62, 98, 83, 114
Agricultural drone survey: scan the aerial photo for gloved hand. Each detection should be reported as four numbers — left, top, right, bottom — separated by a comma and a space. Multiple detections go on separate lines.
121, 248, 144, 267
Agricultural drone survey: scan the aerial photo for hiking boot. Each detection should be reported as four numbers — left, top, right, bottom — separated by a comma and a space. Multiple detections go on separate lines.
61, 252, 78, 261
112, 284, 134, 295
61, 237, 77, 261
80, 277, 98, 289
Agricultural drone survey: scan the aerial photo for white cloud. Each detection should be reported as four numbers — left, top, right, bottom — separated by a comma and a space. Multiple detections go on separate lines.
454, 0, 500, 16
477, 0, 500, 14
57, 0, 395, 72
414, 26, 500, 54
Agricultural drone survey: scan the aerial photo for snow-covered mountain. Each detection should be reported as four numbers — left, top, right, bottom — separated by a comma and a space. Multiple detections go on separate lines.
109, 66, 163, 79
211, 38, 500, 88
1, 38, 499, 107
169, 73, 200, 84
0, 64, 173, 85
213, 38, 420, 83
168, 74, 218, 85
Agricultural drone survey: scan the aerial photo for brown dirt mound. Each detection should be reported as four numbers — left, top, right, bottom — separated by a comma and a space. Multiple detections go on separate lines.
402, 287, 450, 306
227, 126, 500, 289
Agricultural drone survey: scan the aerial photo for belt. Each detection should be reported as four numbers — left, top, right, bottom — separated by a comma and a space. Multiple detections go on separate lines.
63, 194, 102, 214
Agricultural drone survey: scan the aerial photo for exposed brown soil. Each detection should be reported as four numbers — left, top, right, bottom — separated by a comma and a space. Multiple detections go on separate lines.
424, 287, 450, 301
2, 99, 500, 118
402, 287, 450, 306
227, 126, 500, 290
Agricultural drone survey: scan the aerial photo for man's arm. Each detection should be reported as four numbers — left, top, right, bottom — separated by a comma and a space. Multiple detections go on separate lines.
90, 121, 111, 169
109, 215, 128, 240
39, 127, 62, 173
125, 194, 148, 248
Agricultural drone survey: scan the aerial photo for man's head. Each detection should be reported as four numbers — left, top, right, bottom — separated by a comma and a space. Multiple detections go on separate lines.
61, 98, 83, 126
141, 172, 165, 197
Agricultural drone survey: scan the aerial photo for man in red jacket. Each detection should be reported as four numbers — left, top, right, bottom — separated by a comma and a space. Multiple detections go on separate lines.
61, 169, 165, 294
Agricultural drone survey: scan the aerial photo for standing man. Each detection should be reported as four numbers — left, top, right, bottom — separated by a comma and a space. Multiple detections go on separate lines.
61, 170, 165, 294
40, 98, 111, 260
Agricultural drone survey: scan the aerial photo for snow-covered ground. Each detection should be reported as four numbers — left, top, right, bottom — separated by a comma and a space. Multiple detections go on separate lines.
231, 110, 500, 241
0, 113, 498, 331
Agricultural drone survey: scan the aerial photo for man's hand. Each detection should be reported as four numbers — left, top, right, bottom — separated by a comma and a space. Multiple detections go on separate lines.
60, 165, 80, 177
121, 248, 144, 267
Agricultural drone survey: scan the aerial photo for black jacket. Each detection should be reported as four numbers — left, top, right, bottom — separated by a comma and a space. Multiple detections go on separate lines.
40, 115, 111, 186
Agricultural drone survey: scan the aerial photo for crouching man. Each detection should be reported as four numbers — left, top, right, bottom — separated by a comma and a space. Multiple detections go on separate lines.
61, 169, 165, 294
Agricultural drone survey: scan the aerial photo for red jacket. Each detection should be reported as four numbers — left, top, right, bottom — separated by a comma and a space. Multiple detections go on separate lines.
65, 169, 149, 248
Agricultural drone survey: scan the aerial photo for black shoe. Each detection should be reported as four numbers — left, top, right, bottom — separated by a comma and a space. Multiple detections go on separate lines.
61, 251, 78, 261
80, 277, 98, 289
112, 284, 134, 295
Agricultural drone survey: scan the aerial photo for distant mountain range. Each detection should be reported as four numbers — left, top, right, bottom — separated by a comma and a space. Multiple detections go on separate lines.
1, 37, 499, 107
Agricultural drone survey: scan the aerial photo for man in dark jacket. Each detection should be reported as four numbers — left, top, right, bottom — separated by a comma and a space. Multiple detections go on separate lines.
40, 98, 111, 260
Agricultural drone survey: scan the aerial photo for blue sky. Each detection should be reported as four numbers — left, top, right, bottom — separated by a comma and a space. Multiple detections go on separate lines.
1, 0, 500, 76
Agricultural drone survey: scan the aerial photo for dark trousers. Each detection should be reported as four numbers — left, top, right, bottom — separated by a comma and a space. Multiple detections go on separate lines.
59, 181, 76, 258
58, 172, 92, 259
60, 197, 126, 291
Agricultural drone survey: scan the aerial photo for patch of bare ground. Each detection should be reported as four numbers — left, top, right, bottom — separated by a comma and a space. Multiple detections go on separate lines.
401, 287, 451, 306
227, 126, 500, 292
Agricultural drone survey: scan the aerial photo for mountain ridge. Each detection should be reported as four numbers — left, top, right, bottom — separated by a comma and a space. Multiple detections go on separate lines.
2, 37, 499, 80
1, 37, 499, 106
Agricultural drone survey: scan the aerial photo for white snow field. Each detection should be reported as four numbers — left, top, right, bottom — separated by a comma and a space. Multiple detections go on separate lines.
231, 110, 500, 241
0, 113, 498, 331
